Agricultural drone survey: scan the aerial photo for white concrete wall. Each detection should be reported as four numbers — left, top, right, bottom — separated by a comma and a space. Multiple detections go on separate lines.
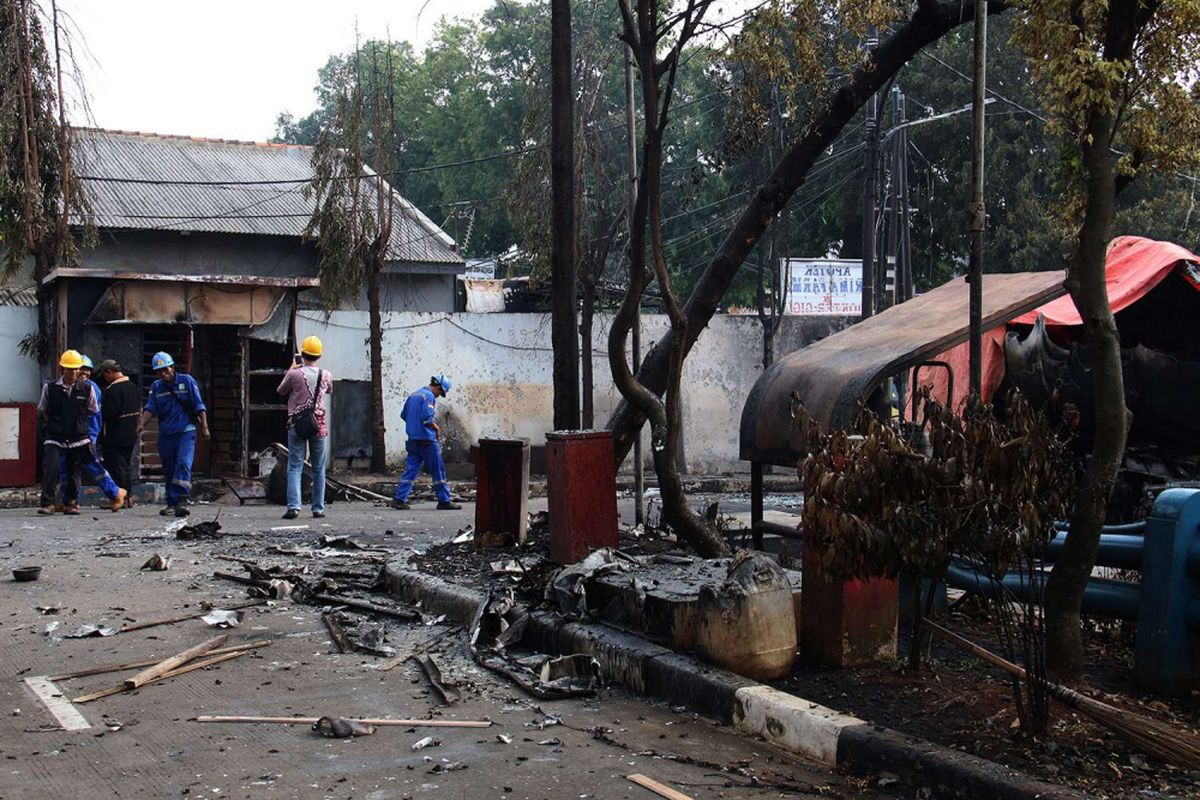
0, 307, 42, 403
297, 310, 842, 473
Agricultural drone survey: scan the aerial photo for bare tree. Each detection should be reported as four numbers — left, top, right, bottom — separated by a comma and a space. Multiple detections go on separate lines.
605, 0, 1009, 465
611, 0, 725, 556
303, 40, 398, 472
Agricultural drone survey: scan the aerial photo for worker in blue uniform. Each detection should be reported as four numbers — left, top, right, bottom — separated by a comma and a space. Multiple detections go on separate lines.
138, 352, 209, 517
390, 374, 462, 511
56, 354, 103, 509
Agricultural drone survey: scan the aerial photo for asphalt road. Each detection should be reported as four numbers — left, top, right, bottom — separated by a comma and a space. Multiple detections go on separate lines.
0, 500, 878, 800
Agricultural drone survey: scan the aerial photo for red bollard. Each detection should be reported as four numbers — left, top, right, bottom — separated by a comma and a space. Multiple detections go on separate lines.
545, 431, 619, 564
800, 536, 898, 667
475, 438, 530, 546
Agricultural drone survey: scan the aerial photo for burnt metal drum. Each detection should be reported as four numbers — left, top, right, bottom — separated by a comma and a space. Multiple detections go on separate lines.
739, 271, 1067, 468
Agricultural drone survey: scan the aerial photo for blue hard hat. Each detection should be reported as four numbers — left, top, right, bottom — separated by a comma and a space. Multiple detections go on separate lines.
151, 352, 175, 371
80, 355, 94, 369
432, 374, 452, 394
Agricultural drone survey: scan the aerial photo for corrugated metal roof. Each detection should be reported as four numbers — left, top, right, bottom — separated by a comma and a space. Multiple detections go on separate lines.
739, 270, 1068, 466
73, 129, 463, 266
0, 285, 37, 306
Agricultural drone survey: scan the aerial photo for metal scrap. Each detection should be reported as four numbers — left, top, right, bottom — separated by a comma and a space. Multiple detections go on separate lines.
410, 653, 460, 705
44, 622, 119, 641
200, 609, 243, 628
140, 554, 171, 571
545, 548, 641, 618
177, 520, 223, 540
312, 716, 376, 738
468, 589, 598, 699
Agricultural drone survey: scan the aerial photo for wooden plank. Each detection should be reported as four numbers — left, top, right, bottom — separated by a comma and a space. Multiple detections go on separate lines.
118, 601, 266, 634
626, 774, 693, 800
195, 715, 492, 728
75, 651, 246, 704
24, 676, 90, 731
124, 634, 228, 690
322, 614, 351, 653
49, 639, 270, 681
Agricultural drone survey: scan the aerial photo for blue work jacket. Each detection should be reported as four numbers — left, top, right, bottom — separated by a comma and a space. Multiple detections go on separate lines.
401, 386, 438, 442
145, 373, 206, 435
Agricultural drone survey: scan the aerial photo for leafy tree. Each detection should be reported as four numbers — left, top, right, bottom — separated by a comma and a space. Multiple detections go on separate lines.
1011, 0, 1200, 683
303, 39, 400, 472
0, 0, 91, 362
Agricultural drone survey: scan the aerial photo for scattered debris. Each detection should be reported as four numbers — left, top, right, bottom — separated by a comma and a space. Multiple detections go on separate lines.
200, 609, 243, 628
195, 715, 491, 728
496, 733, 512, 744
627, 773, 693, 800
118, 600, 265, 634
317, 535, 387, 552
48, 640, 271, 682
35, 606, 59, 615
176, 519, 223, 540
545, 548, 640, 618
303, 592, 421, 622
489, 559, 525, 575
312, 716, 376, 738
322, 613, 352, 653
469, 589, 598, 699
450, 526, 475, 545
46, 622, 119, 641
140, 553, 171, 571
411, 653, 460, 705
270, 525, 309, 532
124, 634, 229, 690
411, 736, 440, 750
75, 650, 248, 704
428, 760, 466, 774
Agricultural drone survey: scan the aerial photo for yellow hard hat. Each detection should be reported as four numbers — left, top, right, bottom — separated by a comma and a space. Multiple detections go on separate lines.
59, 349, 84, 369
300, 335, 323, 357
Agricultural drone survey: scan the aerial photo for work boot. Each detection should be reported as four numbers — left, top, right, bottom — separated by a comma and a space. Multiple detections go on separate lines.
281, 508, 299, 520
111, 488, 128, 513
174, 503, 191, 518
390, 500, 410, 510
312, 511, 326, 519
159, 506, 176, 516
436, 501, 462, 511
123, 494, 135, 509
63, 503, 80, 516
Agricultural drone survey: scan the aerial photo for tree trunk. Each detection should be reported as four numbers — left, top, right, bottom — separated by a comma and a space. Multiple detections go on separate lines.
1042, 0, 1139, 685
550, 0, 579, 431
605, 0, 1007, 466
367, 261, 387, 473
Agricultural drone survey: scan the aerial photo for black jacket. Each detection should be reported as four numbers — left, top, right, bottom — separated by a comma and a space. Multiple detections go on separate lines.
101, 377, 142, 447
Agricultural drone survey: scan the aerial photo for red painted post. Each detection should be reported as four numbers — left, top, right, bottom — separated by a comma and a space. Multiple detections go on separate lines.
0, 403, 37, 487
474, 438, 530, 546
545, 430, 619, 564
800, 535, 898, 666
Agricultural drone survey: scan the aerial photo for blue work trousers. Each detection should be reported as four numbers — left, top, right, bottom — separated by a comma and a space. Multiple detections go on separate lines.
41, 442, 120, 507
287, 428, 327, 513
393, 440, 451, 503
159, 430, 196, 507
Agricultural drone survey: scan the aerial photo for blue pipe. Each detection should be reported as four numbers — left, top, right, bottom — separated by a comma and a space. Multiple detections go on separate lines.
1045, 532, 1145, 571
1055, 520, 1146, 536
944, 561, 1140, 621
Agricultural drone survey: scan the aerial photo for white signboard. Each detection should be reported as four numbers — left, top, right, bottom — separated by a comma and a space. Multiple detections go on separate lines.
781, 258, 862, 316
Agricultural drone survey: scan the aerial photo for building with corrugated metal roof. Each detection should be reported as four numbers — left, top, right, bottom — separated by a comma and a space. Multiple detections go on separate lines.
42, 128, 465, 479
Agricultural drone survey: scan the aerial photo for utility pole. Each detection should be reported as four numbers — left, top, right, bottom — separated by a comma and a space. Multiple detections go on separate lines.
625, 47, 644, 527
860, 26, 879, 321
885, 86, 901, 310
967, 0, 987, 397
898, 91, 913, 303
550, 0, 580, 430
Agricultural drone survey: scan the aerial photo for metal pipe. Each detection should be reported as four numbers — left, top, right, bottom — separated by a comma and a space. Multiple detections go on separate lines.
751, 461, 764, 550
944, 562, 1139, 621
1045, 532, 1145, 571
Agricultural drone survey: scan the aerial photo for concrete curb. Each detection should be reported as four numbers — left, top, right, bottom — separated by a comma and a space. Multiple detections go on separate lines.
383, 564, 1081, 800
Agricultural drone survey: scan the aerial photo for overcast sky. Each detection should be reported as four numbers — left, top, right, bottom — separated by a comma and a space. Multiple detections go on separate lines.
57, 0, 496, 142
